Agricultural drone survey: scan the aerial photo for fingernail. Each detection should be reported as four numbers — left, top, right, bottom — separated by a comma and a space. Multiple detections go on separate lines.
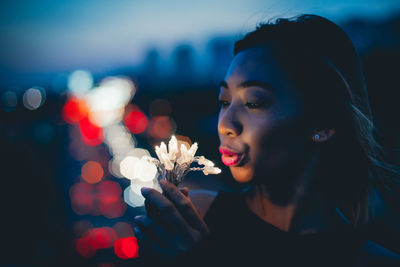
141, 187, 151, 196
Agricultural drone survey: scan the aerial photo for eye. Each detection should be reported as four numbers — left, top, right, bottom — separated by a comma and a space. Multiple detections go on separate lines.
218, 100, 230, 108
245, 102, 262, 109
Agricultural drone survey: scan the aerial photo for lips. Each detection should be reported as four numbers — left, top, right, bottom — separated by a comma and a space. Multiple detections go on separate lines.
219, 147, 244, 166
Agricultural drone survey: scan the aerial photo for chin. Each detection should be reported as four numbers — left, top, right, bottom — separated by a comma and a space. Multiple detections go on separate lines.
230, 166, 254, 183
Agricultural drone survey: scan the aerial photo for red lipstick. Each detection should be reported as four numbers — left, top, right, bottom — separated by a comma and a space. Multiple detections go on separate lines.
219, 147, 244, 166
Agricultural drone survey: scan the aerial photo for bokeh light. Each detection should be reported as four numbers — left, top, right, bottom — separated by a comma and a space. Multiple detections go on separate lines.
79, 117, 104, 146
22, 87, 46, 110
114, 237, 139, 259
85, 77, 135, 127
147, 116, 175, 139
124, 110, 148, 134
87, 227, 117, 249
81, 161, 104, 184
76, 236, 96, 258
124, 186, 145, 207
119, 156, 139, 179
113, 222, 134, 238
99, 198, 126, 219
62, 97, 89, 124
68, 70, 93, 95
119, 156, 157, 181
104, 124, 136, 157
70, 182, 94, 215
1, 91, 18, 112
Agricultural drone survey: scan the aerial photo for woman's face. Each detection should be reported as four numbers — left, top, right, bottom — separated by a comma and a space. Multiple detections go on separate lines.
218, 46, 311, 190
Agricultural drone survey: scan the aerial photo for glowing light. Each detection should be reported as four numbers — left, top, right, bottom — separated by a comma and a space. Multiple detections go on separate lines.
114, 237, 139, 259
120, 156, 157, 181
147, 116, 174, 139
119, 156, 139, 179
109, 157, 124, 178
96, 180, 122, 198
143, 135, 221, 185
124, 110, 148, 134
1, 91, 17, 112
86, 77, 135, 126
113, 222, 134, 238
79, 117, 104, 146
87, 227, 117, 249
124, 186, 145, 207
104, 124, 136, 156
70, 182, 94, 215
68, 70, 93, 94
22, 87, 45, 110
131, 179, 155, 195
76, 237, 96, 258
81, 161, 104, 184
62, 97, 89, 124
99, 198, 126, 219
128, 148, 150, 159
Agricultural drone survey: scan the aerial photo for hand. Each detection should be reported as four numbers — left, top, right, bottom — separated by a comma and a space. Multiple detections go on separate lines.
134, 179, 209, 263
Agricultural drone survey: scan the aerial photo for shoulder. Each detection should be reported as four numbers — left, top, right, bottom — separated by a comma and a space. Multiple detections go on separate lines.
188, 189, 218, 219
359, 240, 400, 266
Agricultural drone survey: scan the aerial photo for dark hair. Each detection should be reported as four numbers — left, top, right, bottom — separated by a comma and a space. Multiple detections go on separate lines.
234, 14, 399, 227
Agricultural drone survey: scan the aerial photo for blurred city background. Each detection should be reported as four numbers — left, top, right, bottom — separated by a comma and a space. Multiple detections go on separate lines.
1, 0, 399, 266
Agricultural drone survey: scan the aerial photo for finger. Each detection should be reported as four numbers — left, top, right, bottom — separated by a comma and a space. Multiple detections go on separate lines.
160, 180, 208, 233
141, 187, 193, 238
180, 187, 189, 197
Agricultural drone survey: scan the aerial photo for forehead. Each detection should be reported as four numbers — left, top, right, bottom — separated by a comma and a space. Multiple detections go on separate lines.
224, 46, 294, 90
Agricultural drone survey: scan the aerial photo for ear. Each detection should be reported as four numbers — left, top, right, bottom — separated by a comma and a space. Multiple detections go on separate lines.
312, 128, 336, 143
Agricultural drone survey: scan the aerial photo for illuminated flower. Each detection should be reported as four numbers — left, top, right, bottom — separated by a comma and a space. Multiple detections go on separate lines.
142, 135, 221, 185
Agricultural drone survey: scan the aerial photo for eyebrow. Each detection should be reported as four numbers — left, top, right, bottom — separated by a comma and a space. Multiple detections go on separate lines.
219, 80, 275, 90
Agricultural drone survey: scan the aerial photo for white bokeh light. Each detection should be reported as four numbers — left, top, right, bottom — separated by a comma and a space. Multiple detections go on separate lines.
86, 77, 135, 126
68, 70, 93, 94
120, 155, 158, 182
22, 87, 45, 110
120, 156, 139, 179
131, 158, 158, 182
124, 186, 145, 207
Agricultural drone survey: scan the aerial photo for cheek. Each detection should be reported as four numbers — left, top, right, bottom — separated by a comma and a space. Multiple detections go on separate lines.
247, 116, 305, 175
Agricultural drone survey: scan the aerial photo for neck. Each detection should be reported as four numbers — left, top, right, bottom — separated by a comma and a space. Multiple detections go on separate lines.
244, 185, 297, 231
244, 149, 330, 233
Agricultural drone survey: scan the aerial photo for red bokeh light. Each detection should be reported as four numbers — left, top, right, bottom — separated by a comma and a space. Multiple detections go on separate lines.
70, 182, 94, 215
99, 199, 126, 219
96, 181, 122, 197
114, 237, 139, 259
79, 117, 104, 146
62, 97, 88, 124
76, 236, 96, 258
147, 116, 172, 139
124, 110, 148, 134
95, 181, 125, 218
81, 161, 104, 184
87, 227, 116, 249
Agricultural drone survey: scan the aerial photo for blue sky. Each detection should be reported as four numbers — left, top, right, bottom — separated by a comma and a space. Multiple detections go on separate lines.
1, 0, 399, 74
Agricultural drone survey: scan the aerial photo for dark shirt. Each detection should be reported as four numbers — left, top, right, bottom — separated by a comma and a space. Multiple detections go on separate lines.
178, 191, 400, 267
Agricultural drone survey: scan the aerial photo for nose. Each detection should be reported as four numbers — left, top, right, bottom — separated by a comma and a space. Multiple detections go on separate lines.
218, 105, 242, 137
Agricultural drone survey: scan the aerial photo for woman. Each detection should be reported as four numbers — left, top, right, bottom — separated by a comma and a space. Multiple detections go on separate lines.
134, 14, 400, 266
